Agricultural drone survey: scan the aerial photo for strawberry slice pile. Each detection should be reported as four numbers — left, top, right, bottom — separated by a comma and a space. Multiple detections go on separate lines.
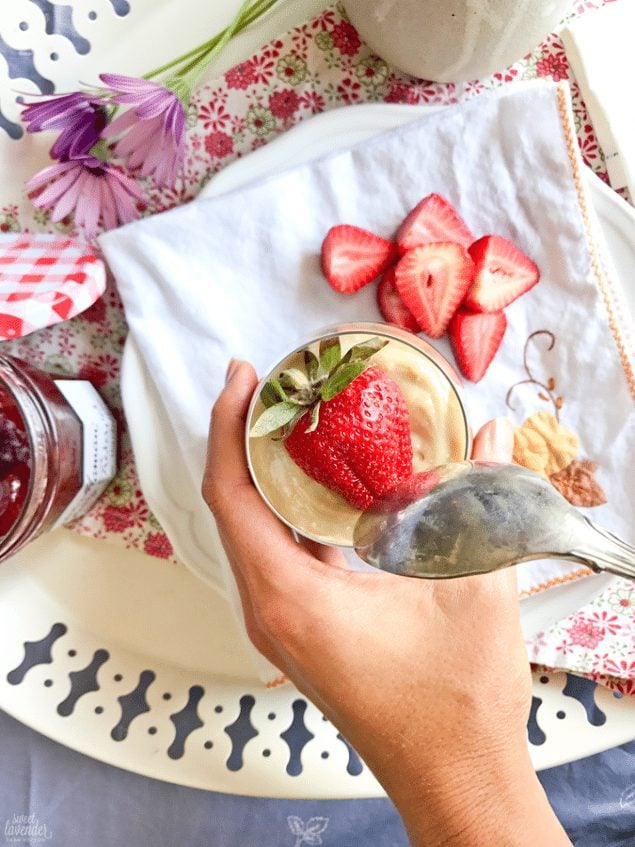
320, 194, 540, 382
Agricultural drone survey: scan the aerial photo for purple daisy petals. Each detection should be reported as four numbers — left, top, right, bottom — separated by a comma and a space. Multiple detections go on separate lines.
99, 180, 118, 231
22, 92, 86, 130
100, 107, 137, 139
114, 116, 154, 155
107, 178, 140, 224
50, 171, 85, 222
99, 73, 158, 96
80, 184, 101, 238
34, 167, 81, 209
26, 156, 143, 238
98, 72, 186, 187
22, 92, 107, 160
50, 110, 107, 160
132, 91, 173, 119
26, 160, 75, 191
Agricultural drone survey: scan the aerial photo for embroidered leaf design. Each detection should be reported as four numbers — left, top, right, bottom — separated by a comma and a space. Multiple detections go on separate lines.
303, 817, 330, 844
620, 784, 635, 809
550, 459, 607, 507
513, 411, 579, 477
306, 817, 329, 835
287, 816, 305, 836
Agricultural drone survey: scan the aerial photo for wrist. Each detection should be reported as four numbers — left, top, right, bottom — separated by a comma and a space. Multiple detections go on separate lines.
377, 739, 570, 846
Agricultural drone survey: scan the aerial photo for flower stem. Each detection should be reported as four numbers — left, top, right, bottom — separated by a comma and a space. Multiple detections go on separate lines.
145, 0, 282, 87
142, 39, 213, 81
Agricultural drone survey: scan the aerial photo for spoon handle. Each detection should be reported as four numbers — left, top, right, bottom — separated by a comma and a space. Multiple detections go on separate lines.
570, 519, 635, 581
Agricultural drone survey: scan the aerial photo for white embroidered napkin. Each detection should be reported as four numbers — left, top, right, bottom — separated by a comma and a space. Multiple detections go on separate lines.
99, 80, 634, 683
562, 0, 635, 197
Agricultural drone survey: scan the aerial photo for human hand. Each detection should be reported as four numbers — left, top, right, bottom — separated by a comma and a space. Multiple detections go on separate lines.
203, 360, 570, 846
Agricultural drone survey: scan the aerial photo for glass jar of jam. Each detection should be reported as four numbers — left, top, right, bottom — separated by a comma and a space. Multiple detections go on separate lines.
0, 354, 116, 563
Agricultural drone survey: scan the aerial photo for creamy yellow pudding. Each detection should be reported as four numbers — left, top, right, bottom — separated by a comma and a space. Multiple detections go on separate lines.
247, 326, 470, 547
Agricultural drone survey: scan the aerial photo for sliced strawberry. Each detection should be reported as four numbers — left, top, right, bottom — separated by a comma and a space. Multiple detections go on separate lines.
448, 308, 507, 383
394, 242, 474, 339
396, 194, 474, 254
465, 235, 540, 312
321, 225, 396, 294
376, 266, 420, 333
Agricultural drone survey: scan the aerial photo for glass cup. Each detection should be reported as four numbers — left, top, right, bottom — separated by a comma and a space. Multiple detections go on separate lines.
245, 322, 471, 546
0, 355, 116, 563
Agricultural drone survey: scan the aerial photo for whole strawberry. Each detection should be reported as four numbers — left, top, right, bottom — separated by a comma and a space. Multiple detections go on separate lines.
250, 338, 414, 510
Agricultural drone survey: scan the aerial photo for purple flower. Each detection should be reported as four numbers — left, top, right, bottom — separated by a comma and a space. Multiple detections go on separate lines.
99, 73, 186, 186
26, 155, 144, 238
21, 92, 108, 160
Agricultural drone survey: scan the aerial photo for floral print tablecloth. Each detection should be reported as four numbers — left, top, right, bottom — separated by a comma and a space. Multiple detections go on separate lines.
3, 0, 634, 693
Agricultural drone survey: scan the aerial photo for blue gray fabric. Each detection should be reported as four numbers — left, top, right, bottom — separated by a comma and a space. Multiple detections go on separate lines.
0, 708, 632, 846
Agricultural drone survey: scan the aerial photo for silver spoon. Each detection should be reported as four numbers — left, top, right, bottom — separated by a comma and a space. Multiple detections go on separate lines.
353, 461, 635, 580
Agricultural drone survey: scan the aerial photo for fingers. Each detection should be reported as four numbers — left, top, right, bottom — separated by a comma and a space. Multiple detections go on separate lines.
472, 417, 515, 463
300, 536, 348, 569
203, 359, 296, 564
203, 359, 335, 597
204, 359, 259, 495
468, 418, 519, 595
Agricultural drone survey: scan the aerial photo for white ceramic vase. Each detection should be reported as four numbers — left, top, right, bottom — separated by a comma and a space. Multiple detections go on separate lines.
343, 0, 573, 82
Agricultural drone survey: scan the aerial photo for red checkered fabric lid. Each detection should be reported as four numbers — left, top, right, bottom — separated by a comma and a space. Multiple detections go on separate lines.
0, 234, 106, 340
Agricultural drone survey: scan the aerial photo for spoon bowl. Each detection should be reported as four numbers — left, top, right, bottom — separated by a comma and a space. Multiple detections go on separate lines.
354, 461, 635, 581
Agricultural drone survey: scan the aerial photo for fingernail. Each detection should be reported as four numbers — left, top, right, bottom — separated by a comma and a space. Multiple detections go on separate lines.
225, 358, 239, 384
490, 417, 515, 459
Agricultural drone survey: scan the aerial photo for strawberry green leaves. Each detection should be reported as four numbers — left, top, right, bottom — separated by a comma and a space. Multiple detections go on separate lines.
250, 401, 305, 437
319, 337, 341, 371
320, 361, 367, 401
250, 336, 389, 438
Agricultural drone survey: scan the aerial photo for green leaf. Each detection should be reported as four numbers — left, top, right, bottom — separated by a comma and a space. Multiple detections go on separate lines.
318, 338, 342, 376
259, 382, 280, 409
279, 367, 311, 391
250, 401, 303, 437
273, 408, 308, 441
304, 349, 319, 381
305, 400, 322, 433
320, 361, 366, 402
342, 336, 388, 364
270, 377, 288, 402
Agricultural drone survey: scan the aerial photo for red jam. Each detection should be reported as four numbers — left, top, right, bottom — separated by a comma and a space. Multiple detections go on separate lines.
0, 384, 31, 539
0, 355, 116, 563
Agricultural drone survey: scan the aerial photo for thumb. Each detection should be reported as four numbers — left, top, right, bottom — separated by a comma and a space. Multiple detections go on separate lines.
204, 358, 259, 495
